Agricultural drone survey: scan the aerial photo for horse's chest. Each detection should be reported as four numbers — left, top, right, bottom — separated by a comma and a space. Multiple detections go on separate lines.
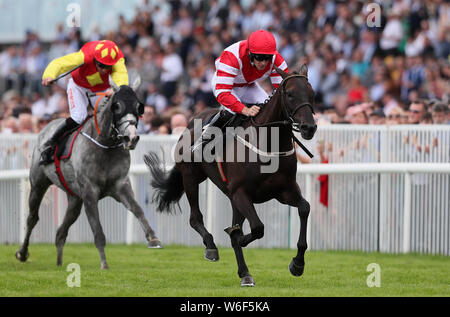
81, 152, 129, 183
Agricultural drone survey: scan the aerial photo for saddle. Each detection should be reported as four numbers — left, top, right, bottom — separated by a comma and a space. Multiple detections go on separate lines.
54, 124, 85, 161
203, 111, 246, 129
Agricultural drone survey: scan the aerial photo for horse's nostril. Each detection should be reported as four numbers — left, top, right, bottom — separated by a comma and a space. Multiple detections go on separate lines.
301, 124, 317, 134
300, 124, 310, 131
123, 136, 130, 143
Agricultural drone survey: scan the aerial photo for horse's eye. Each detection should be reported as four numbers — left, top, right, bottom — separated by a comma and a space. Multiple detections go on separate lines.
112, 102, 125, 115
136, 102, 144, 116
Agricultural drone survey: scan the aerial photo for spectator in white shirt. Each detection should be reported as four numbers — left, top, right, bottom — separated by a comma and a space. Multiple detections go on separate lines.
160, 41, 183, 101
380, 8, 404, 56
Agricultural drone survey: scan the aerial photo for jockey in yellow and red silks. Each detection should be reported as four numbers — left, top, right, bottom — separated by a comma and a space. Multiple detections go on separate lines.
40, 40, 129, 165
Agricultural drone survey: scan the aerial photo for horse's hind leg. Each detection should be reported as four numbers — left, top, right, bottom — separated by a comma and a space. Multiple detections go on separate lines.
16, 171, 51, 262
114, 179, 161, 248
182, 168, 218, 261
230, 188, 264, 248
55, 195, 82, 266
225, 205, 254, 287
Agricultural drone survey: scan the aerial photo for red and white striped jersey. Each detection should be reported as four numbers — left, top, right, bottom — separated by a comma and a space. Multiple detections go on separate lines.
213, 40, 288, 114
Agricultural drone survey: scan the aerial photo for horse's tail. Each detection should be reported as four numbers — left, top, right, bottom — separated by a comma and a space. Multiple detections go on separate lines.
144, 152, 184, 213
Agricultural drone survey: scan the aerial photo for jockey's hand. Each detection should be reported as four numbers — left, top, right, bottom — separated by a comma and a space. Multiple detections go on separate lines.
242, 105, 260, 117
105, 88, 114, 97
42, 77, 54, 86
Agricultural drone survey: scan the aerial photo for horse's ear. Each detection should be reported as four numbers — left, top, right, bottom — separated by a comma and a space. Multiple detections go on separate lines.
299, 63, 308, 78
274, 66, 288, 79
131, 75, 141, 91
109, 76, 120, 93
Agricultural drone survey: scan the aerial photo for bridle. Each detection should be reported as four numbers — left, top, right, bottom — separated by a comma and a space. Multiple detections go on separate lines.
112, 113, 138, 142
279, 74, 315, 132
249, 73, 315, 158
251, 74, 314, 129
86, 92, 140, 147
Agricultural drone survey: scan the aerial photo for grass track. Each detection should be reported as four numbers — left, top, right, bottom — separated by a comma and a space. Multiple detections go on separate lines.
0, 244, 449, 297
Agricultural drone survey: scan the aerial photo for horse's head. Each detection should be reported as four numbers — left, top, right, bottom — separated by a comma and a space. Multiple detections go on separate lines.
275, 64, 317, 140
106, 76, 144, 150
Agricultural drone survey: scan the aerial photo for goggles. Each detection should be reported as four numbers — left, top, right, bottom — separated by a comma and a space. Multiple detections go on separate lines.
95, 60, 113, 70
251, 53, 273, 62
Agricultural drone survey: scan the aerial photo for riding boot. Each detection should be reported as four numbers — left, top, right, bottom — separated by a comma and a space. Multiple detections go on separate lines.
39, 117, 79, 165
192, 110, 234, 151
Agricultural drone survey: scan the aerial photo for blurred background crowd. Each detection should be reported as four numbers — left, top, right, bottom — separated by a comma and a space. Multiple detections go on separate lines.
0, 0, 449, 136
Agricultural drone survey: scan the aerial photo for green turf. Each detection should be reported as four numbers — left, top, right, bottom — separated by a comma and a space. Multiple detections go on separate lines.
0, 244, 448, 297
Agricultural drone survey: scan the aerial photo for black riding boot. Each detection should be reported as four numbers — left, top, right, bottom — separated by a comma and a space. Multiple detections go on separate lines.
192, 110, 234, 151
39, 117, 79, 165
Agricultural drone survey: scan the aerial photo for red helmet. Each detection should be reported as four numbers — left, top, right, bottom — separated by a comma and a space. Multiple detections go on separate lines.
93, 40, 121, 66
248, 30, 277, 55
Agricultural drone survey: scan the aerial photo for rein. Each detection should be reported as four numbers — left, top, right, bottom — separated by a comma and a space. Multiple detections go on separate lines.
85, 92, 131, 149
249, 74, 315, 158
93, 92, 108, 135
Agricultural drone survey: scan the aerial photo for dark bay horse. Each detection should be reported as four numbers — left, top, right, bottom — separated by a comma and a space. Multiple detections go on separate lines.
145, 65, 316, 286
16, 77, 162, 269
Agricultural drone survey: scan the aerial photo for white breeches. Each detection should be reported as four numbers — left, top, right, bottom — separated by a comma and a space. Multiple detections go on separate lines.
211, 74, 269, 114
67, 78, 107, 124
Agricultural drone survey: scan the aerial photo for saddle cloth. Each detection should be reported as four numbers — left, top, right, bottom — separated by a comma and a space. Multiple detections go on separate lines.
55, 116, 91, 161
53, 117, 90, 196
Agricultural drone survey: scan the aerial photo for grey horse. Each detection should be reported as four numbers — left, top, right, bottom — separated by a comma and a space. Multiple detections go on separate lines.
15, 77, 162, 269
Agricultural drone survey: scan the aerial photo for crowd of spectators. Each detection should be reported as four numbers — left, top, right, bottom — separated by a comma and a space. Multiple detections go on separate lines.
0, 0, 449, 136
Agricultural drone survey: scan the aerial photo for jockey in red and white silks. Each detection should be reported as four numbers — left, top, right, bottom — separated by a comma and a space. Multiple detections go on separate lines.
212, 30, 289, 116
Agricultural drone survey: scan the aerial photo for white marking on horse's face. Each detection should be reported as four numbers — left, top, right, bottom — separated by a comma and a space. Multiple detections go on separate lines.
119, 114, 139, 150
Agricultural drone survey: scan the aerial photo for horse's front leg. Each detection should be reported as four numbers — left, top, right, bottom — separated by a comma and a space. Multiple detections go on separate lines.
113, 178, 162, 248
82, 189, 109, 269
55, 194, 83, 266
290, 196, 310, 276
279, 183, 309, 277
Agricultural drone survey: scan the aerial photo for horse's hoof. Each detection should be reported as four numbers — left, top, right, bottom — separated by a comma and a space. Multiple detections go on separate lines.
204, 248, 219, 262
289, 259, 304, 277
148, 238, 162, 249
100, 263, 109, 270
15, 250, 29, 262
241, 275, 255, 287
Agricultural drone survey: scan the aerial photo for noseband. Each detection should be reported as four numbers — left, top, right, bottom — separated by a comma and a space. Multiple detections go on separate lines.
112, 114, 138, 141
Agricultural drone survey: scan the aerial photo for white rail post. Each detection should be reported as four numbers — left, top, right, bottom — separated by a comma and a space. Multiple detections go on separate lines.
19, 177, 27, 243
305, 173, 313, 249
402, 172, 412, 253
126, 175, 137, 245
206, 179, 215, 235
289, 206, 299, 249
